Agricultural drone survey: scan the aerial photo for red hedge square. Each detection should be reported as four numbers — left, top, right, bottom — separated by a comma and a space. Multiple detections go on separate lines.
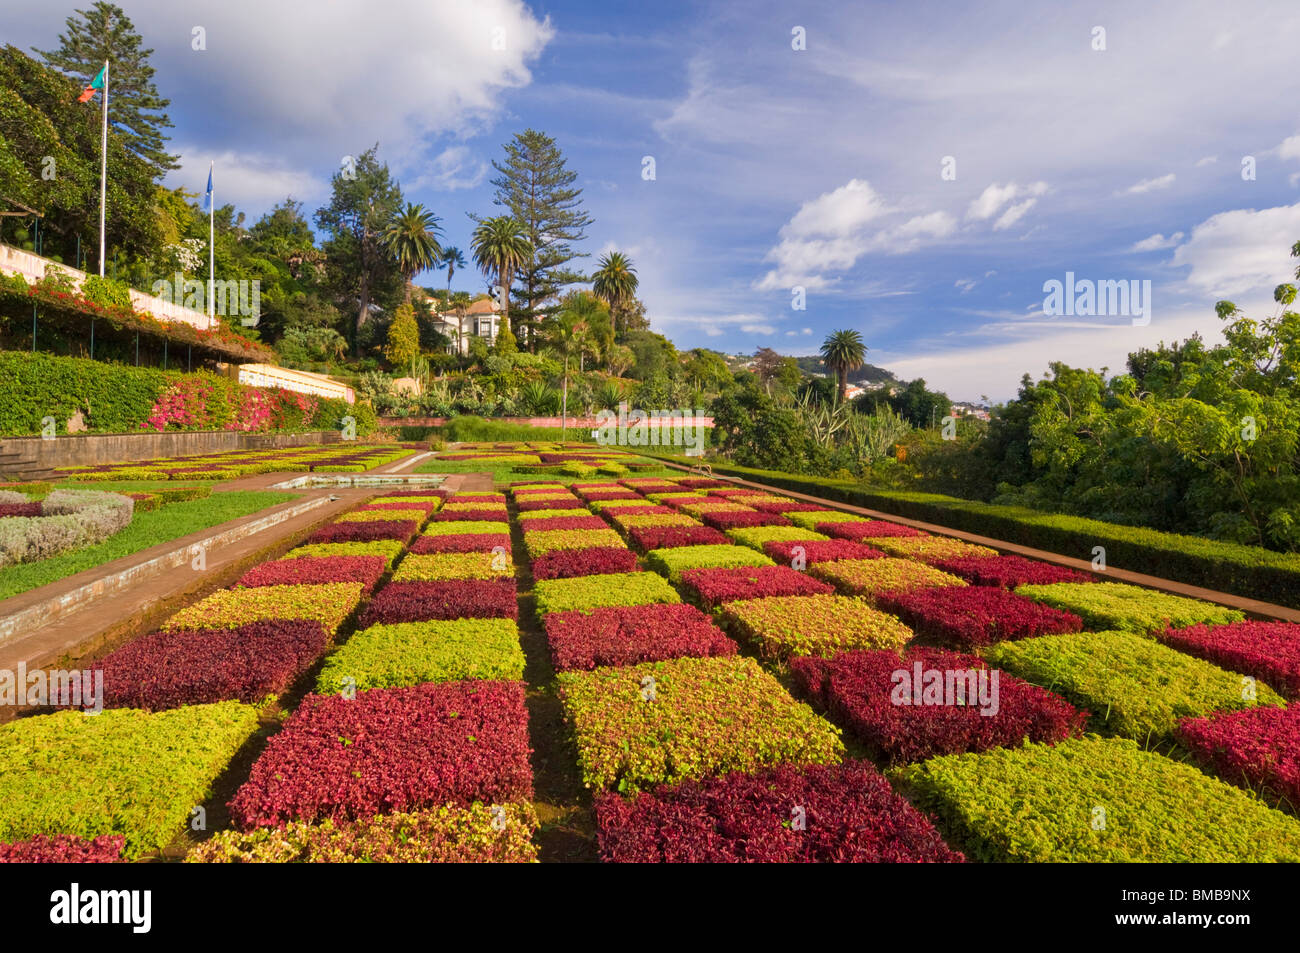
0, 833, 125, 864
531, 546, 640, 580
876, 585, 1083, 648
234, 555, 387, 592
762, 539, 886, 565
595, 761, 963, 862
818, 520, 924, 540
409, 533, 511, 555
1158, 621, 1300, 699
310, 519, 417, 544
678, 565, 835, 607
358, 579, 518, 626
229, 680, 533, 829
519, 515, 608, 532
747, 500, 830, 514
791, 647, 1087, 765
517, 497, 585, 511
433, 508, 509, 522
1177, 706, 1300, 807
545, 603, 737, 671
701, 510, 791, 530
931, 554, 1093, 589
626, 525, 728, 551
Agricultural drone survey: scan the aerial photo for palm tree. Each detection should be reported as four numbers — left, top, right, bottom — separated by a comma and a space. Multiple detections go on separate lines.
383, 203, 443, 305
440, 245, 467, 353
820, 329, 867, 404
471, 216, 532, 344
592, 251, 638, 334
550, 300, 595, 443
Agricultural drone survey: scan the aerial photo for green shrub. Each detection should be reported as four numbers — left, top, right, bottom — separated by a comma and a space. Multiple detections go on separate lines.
721, 593, 912, 660
1015, 581, 1244, 634
535, 571, 681, 615
80, 275, 132, 310
316, 619, 525, 692
433, 415, 595, 443
0, 702, 261, 859
153, 485, 212, 504
161, 583, 364, 633
982, 630, 1284, 740
288, 540, 405, 565
523, 528, 625, 558
558, 655, 844, 792
724, 525, 828, 551
645, 544, 775, 581
891, 737, 1300, 862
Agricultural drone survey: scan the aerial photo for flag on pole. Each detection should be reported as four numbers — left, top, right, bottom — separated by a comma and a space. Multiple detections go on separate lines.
203, 167, 213, 211
78, 64, 106, 103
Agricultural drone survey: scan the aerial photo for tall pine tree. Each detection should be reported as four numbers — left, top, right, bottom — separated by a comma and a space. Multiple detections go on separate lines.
37, 2, 178, 178
487, 130, 593, 349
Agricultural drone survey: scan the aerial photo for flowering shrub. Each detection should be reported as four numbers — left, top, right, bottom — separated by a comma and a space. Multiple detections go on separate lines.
892, 737, 1300, 862
422, 520, 509, 537
358, 579, 518, 626
309, 520, 417, 544
867, 536, 999, 563
1157, 621, 1300, 698
535, 572, 681, 615
434, 507, 510, 522
1177, 706, 1300, 808
229, 681, 533, 829
234, 555, 387, 592
724, 525, 828, 551
645, 544, 775, 580
161, 583, 364, 634
392, 552, 512, 582
930, 554, 1093, 589
316, 619, 525, 692
701, 510, 791, 531
721, 593, 913, 660
410, 533, 510, 555
983, 630, 1284, 739
517, 497, 585, 511
876, 586, 1083, 648
627, 525, 729, 551
557, 656, 844, 791
810, 557, 967, 599
792, 647, 1086, 765
679, 565, 835, 607
762, 538, 885, 565
189, 804, 538, 863
817, 519, 925, 540
524, 528, 626, 558
595, 761, 963, 863
0, 833, 125, 864
531, 546, 639, 580
0, 702, 260, 860
517, 515, 608, 532
288, 540, 405, 565
90, 620, 331, 711
1015, 581, 1245, 635
545, 603, 736, 671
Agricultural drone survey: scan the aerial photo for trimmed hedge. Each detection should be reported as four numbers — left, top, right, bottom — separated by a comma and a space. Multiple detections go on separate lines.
982, 630, 1285, 740
161, 583, 364, 634
534, 571, 680, 615
545, 603, 737, 671
1015, 581, 1244, 635
653, 458, 1300, 610
721, 593, 913, 660
1158, 621, 1300, 699
810, 557, 967, 600
1177, 706, 1300, 808
644, 544, 774, 580
891, 736, 1300, 862
316, 619, 525, 692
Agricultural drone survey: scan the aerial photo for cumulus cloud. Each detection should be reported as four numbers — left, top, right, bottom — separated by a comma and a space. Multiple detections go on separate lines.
1170, 202, 1300, 295
1121, 173, 1177, 195
1131, 231, 1184, 252
966, 182, 1048, 223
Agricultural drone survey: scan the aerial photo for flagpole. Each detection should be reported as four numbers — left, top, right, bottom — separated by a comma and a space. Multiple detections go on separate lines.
98, 60, 108, 277
208, 161, 214, 322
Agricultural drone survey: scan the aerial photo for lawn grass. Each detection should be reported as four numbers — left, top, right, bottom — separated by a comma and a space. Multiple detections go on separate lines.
0, 490, 296, 600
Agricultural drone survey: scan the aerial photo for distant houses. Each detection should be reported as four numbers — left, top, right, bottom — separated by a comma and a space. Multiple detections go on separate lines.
424, 294, 503, 354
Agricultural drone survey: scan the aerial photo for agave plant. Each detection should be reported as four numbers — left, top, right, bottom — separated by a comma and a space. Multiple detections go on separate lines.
843, 405, 912, 464
793, 388, 855, 448
595, 379, 628, 411
519, 379, 561, 415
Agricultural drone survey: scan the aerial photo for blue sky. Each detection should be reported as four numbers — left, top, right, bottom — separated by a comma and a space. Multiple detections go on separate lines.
10, 0, 1300, 400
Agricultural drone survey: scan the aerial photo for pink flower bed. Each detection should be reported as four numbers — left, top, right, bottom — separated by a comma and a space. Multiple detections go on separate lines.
876, 585, 1084, 648
517, 497, 585, 511
518, 516, 608, 532
930, 554, 1093, 588
791, 648, 1087, 765
627, 525, 729, 551
545, 603, 737, 671
531, 546, 640, 580
1157, 621, 1300, 699
310, 520, 417, 544
701, 510, 791, 531
762, 539, 886, 565
678, 565, 835, 607
89, 620, 331, 711
409, 533, 511, 555
234, 555, 387, 592
358, 579, 518, 626
595, 761, 963, 862
0, 833, 125, 864
229, 681, 533, 829
818, 520, 925, 540
1177, 706, 1300, 807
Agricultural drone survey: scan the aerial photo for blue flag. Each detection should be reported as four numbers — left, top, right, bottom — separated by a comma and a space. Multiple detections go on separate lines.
203, 167, 213, 211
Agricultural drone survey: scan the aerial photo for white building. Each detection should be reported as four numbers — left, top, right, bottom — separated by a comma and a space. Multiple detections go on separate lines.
431, 298, 502, 354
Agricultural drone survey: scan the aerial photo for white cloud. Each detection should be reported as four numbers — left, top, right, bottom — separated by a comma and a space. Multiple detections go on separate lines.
966, 182, 1047, 222
1131, 231, 1184, 252
169, 148, 326, 208
408, 146, 489, 191
784, 179, 889, 238
1170, 202, 1300, 295
955, 278, 978, 293
1195, 155, 1219, 167
1122, 173, 1177, 195
1276, 134, 1300, 161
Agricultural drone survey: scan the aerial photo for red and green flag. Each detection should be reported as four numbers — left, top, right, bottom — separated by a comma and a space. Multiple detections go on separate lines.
77, 65, 106, 103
